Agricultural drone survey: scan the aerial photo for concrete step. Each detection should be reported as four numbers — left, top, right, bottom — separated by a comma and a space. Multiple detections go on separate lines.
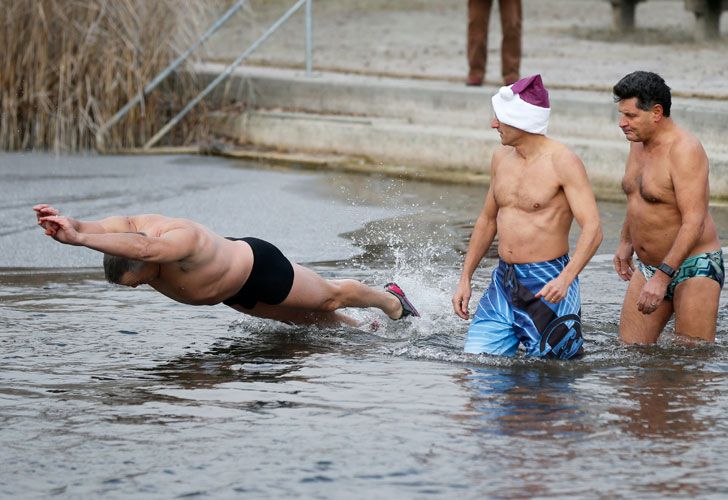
208, 107, 728, 198
197, 64, 728, 198
197, 64, 728, 151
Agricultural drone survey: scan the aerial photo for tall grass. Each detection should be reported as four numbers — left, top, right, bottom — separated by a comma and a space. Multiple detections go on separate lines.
0, 0, 226, 152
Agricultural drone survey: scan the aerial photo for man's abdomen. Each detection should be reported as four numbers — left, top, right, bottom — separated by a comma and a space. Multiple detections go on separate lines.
496, 210, 571, 264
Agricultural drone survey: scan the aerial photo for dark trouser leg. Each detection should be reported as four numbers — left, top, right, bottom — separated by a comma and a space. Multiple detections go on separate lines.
467, 0, 493, 83
498, 0, 522, 84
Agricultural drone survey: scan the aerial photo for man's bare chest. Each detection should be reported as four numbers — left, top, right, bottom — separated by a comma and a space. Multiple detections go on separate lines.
622, 155, 673, 204
153, 264, 209, 302
494, 172, 561, 212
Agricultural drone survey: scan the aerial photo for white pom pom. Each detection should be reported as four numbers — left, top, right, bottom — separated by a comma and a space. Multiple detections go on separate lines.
498, 86, 514, 101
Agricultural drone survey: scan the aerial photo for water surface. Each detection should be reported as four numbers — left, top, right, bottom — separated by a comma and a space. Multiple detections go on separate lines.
2, 154, 728, 498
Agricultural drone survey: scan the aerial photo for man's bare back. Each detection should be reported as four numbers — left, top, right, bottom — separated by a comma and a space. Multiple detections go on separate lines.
34, 205, 420, 326
121, 215, 254, 305
37, 212, 253, 305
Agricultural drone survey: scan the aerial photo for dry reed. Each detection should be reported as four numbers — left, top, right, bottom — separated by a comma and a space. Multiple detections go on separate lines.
0, 0, 228, 152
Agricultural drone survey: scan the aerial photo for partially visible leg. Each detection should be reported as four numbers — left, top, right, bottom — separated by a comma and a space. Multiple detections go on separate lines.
467, 0, 493, 84
619, 271, 673, 344
236, 302, 356, 327
280, 264, 403, 319
465, 320, 518, 356
465, 282, 519, 356
672, 277, 721, 342
498, 0, 522, 84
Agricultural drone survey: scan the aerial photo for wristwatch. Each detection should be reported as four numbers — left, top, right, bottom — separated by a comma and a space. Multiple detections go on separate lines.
657, 262, 676, 278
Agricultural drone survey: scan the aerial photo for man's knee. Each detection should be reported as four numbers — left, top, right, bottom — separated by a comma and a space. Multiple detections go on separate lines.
319, 297, 341, 313
319, 281, 348, 312
619, 306, 670, 344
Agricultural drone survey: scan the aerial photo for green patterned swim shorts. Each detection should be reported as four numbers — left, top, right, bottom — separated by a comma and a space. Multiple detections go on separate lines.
637, 250, 725, 300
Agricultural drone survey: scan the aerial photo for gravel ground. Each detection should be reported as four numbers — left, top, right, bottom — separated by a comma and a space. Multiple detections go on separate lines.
204, 0, 728, 98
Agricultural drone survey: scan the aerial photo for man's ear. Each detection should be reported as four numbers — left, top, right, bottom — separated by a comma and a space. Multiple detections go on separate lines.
651, 104, 665, 122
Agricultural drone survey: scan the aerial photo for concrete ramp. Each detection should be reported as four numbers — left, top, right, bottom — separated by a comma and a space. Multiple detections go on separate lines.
199, 64, 728, 200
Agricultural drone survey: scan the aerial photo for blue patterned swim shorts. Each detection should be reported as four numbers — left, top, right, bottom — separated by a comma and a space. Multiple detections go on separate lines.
464, 255, 583, 359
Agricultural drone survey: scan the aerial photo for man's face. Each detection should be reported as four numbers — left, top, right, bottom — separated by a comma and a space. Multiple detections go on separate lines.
118, 264, 155, 288
617, 97, 658, 142
118, 271, 144, 288
491, 116, 520, 145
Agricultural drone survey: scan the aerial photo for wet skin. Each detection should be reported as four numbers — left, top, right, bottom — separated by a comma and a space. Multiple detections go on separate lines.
613, 98, 721, 342
452, 117, 602, 320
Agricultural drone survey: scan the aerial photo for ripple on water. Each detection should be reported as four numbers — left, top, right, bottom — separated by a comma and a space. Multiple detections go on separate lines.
3, 171, 728, 497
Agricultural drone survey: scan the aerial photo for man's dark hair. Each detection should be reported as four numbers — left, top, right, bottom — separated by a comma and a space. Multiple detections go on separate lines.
613, 71, 671, 117
103, 254, 145, 284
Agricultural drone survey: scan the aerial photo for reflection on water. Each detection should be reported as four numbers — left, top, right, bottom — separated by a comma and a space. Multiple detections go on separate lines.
453, 347, 728, 497
608, 356, 720, 439
2, 162, 728, 498
148, 328, 361, 389
461, 364, 590, 439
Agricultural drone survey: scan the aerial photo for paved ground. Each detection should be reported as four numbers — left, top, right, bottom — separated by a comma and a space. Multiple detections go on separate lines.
205, 0, 728, 98
1, 153, 397, 268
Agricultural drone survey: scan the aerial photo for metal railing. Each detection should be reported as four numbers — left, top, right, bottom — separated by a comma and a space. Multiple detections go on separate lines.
95, 0, 313, 152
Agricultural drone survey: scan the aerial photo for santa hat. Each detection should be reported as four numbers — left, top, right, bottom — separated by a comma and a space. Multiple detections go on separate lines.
491, 74, 550, 135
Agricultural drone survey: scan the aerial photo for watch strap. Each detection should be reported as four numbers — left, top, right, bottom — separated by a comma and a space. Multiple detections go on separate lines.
657, 262, 676, 278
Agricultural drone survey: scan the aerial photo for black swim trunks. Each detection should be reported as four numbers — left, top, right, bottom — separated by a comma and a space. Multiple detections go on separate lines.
223, 237, 294, 309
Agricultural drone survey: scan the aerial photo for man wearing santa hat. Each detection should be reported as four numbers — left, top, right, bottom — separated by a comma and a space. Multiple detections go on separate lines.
612, 71, 723, 344
452, 74, 603, 359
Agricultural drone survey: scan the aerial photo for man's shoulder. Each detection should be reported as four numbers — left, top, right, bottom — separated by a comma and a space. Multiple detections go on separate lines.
658, 128, 707, 178
133, 214, 172, 224
668, 128, 705, 159
549, 140, 578, 159
136, 215, 201, 236
547, 141, 584, 173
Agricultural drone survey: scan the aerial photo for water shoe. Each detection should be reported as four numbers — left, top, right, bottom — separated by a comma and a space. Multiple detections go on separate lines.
384, 282, 420, 319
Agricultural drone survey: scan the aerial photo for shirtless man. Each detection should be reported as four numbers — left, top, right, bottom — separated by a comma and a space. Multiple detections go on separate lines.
612, 71, 724, 343
452, 75, 602, 359
33, 204, 419, 326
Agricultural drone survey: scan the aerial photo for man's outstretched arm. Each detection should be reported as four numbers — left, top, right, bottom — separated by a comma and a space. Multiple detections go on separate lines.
38, 213, 198, 264
34, 204, 136, 235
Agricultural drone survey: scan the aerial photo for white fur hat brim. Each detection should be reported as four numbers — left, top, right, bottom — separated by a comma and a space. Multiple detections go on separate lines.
491, 85, 550, 135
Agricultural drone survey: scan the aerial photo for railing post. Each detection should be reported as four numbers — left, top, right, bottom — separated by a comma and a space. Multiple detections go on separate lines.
95, 0, 247, 152
305, 0, 313, 76
143, 0, 308, 149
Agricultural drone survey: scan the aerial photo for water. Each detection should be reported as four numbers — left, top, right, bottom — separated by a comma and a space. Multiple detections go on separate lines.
2, 153, 728, 498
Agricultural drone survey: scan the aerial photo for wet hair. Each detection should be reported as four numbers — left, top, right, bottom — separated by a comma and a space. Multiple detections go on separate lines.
613, 71, 671, 117
102, 232, 148, 284
103, 254, 145, 284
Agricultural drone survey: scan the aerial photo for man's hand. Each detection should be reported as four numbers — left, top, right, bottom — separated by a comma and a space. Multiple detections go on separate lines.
613, 241, 635, 281
637, 273, 670, 314
37, 215, 83, 246
452, 280, 472, 320
535, 274, 570, 303
33, 204, 60, 235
